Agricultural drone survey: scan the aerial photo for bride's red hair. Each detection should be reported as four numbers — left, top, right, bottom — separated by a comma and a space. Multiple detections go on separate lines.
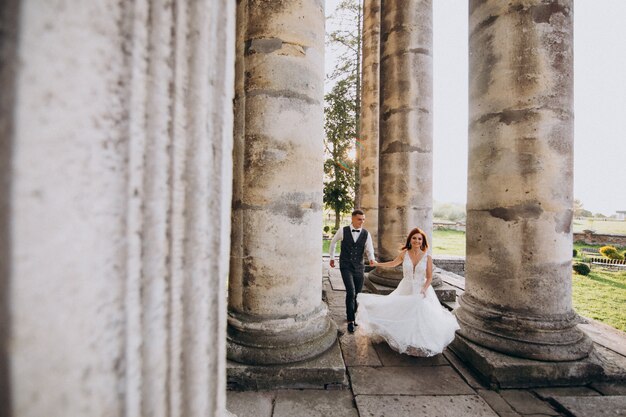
402, 228, 429, 251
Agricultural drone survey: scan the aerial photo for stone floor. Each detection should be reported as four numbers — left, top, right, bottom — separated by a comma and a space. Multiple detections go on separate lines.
227, 265, 626, 417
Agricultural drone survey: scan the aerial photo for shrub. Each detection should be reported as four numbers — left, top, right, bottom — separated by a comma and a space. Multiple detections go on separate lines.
573, 263, 591, 276
573, 249, 578, 258
599, 246, 625, 260
323, 225, 330, 233
331, 228, 338, 235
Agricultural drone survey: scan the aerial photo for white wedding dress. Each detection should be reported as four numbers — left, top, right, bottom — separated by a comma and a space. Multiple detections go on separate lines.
356, 252, 460, 356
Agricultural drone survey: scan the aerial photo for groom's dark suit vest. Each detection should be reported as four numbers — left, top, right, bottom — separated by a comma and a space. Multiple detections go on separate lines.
339, 225, 368, 268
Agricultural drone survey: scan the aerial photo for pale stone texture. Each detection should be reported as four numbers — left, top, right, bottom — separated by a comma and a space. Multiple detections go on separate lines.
456, 0, 592, 361
5, 1, 235, 416
370, 0, 435, 288
549, 396, 626, 417
499, 390, 559, 415
355, 395, 499, 417
227, 0, 337, 364
339, 332, 382, 367
359, 0, 381, 253
349, 366, 474, 395
273, 390, 359, 417
226, 392, 275, 417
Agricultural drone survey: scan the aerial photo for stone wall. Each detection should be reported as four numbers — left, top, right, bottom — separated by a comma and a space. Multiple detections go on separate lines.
433, 256, 465, 277
574, 232, 626, 247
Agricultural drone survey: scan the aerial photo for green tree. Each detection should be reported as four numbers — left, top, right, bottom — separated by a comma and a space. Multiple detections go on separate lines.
325, 0, 362, 212
573, 199, 592, 218
324, 77, 357, 229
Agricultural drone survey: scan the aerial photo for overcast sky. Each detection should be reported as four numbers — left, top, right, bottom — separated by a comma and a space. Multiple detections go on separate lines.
325, 0, 626, 216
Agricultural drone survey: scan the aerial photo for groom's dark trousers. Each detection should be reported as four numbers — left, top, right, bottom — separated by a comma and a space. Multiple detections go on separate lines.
339, 225, 368, 322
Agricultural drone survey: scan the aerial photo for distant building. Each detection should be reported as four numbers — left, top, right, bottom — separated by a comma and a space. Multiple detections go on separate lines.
617, 211, 626, 220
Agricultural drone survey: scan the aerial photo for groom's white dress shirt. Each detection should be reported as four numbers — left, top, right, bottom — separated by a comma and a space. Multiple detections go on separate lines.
329, 225, 376, 262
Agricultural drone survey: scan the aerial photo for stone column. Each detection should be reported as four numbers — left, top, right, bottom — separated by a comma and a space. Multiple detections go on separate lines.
369, 0, 436, 287
3, 1, 235, 416
455, 0, 592, 363
359, 0, 381, 254
227, 0, 337, 365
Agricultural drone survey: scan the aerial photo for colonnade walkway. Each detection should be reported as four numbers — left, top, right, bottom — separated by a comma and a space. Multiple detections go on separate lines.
227, 265, 626, 417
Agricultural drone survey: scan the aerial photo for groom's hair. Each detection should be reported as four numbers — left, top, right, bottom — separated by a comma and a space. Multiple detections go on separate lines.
352, 209, 364, 216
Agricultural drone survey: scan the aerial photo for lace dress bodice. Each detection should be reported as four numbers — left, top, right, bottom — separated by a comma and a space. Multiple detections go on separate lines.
392, 251, 427, 296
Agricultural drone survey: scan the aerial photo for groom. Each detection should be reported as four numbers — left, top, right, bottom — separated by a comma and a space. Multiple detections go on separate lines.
329, 209, 376, 333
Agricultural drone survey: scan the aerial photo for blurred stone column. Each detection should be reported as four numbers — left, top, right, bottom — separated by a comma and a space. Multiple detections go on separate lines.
454, 0, 593, 367
227, 0, 337, 364
359, 0, 381, 255
3, 1, 235, 416
369, 0, 436, 287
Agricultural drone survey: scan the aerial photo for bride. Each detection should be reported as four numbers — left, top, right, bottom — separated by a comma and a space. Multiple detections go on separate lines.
356, 227, 460, 356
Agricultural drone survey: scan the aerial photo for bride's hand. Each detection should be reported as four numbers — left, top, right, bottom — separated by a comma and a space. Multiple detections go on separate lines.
370, 260, 377, 266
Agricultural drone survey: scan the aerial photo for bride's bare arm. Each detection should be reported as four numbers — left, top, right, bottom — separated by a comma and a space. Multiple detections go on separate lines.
421, 255, 433, 295
371, 250, 405, 268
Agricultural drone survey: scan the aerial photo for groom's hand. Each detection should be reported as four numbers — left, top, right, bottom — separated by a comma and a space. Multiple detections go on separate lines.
330, 259, 335, 268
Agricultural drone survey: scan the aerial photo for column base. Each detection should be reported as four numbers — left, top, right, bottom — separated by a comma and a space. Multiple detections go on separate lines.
455, 294, 593, 361
227, 306, 338, 365
449, 334, 604, 389
227, 340, 348, 390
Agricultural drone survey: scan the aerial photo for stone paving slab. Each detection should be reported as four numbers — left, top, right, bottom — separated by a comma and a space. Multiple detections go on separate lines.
328, 267, 346, 291
476, 389, 519, 416
579, 318, 626, 356
499, 390, 560, 415
355, 394, 499, 417
338, 332, 382, 367
273, 389, 358, 417
349, 365, 475, 396
372, 341, 448, 367
325, 289, 346, 308
549, 395, 626, 417
532, 386, 601, 399
443, 350, 486, 389
591, 343, 626, 381
226, 391, 274, 417
590, 382, 626, 395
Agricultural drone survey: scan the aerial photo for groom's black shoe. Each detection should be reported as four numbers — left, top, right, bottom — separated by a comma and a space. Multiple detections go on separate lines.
347, 322, 355, 333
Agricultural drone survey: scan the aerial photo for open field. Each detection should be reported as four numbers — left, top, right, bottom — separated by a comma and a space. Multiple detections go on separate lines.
432, 228, 466, 256
573, 218, 626, 234
431, 230, 626, 331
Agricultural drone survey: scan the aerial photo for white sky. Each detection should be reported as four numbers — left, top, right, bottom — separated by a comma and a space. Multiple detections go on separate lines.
325, 0, 626, 216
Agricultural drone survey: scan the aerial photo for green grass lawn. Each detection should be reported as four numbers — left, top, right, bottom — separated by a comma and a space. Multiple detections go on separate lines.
573, 219, 626, 234
572, 269, 626, 331
432, 228, 466, 256
323, 239, 338, 254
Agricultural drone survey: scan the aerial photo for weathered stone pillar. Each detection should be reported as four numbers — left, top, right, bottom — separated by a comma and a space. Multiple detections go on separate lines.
454, 0, 593, 367
2, 1, 235, 415
359, 0, 381, 254
369, 0, 436, 287
227, 0, 337, 365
